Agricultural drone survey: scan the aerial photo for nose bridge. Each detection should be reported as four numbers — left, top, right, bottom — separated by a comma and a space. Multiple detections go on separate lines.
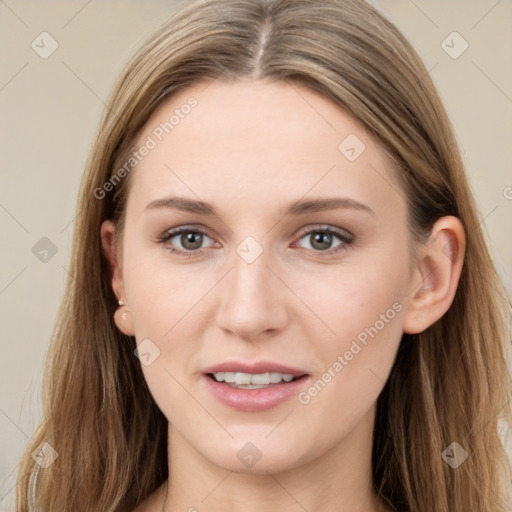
214, 237, 288, 338
231, 245, 272, 299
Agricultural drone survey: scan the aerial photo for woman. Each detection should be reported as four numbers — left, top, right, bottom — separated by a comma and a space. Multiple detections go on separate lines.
16, 0, 512, 510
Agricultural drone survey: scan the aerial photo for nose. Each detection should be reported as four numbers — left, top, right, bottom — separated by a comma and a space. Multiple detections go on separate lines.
214, 246, 290, 342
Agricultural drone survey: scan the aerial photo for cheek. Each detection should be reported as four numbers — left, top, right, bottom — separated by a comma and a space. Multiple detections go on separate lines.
302, 245, 408, 349
294, 247, 407, 412
295, 294, 404, 438
128, 286, 204, 426
122, 236, 208, 332
120, 245, 205, 417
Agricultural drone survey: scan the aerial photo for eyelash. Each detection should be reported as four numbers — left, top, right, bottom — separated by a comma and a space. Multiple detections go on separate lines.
156, 225, 354, 258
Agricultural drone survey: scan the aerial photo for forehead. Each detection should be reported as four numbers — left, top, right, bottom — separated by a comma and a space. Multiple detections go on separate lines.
127, 78, 404, 218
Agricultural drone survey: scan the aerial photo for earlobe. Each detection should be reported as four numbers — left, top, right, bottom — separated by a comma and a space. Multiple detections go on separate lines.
402, 216, 466, 335
113, 301, 135, 336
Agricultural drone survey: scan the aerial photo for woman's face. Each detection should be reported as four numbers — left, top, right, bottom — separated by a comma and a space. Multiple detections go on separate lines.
109, 78, 418, 474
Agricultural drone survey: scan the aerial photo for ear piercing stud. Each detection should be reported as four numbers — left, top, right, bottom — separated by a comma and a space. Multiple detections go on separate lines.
117, 299, 128, 320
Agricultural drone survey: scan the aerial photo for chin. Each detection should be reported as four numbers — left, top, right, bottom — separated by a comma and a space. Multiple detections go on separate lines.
198, 435, 313, 475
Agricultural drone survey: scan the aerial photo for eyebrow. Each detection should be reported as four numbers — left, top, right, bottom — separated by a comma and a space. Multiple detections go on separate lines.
144, 196, 375, 217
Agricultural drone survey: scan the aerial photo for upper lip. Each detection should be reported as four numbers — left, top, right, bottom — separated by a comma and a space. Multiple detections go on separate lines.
203, 360, 309, 377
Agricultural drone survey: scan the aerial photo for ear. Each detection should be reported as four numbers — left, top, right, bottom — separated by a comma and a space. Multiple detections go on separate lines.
101, 220, 125, 300
402, 216, 466, 334
101, 220, 134, 336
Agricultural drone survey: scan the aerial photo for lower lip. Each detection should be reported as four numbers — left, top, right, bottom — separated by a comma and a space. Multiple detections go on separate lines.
203, 374, 310, 412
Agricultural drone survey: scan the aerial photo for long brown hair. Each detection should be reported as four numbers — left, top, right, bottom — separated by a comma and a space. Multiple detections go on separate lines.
16, 0, 512, 510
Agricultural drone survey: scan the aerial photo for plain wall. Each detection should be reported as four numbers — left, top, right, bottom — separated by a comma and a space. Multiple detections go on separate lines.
0, 1, 511, 510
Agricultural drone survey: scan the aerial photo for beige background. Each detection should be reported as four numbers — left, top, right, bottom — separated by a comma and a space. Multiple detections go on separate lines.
0, 0, 511, 510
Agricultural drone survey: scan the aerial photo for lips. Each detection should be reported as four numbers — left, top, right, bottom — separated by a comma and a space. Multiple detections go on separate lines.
201, 360, 311, 412
202, 360, 309, 377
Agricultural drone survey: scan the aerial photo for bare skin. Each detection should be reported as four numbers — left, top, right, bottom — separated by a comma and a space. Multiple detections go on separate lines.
102, 78, 465, 512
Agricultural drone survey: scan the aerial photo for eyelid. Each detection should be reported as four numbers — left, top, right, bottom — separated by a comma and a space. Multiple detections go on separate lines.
157, 224, 213, 239
293, 224, 354, 243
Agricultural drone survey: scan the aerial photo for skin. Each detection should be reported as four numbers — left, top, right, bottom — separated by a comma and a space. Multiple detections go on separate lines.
101, 78, 465, 512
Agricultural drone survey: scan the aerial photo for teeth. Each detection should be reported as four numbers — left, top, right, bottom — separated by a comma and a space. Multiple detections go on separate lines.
212, 371, 297, 385
235, 372, 252, 384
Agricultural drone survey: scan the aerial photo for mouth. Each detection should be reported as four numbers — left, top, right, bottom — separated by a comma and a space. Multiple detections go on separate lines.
201, 361, 311, 412
207, 371, 309, 389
